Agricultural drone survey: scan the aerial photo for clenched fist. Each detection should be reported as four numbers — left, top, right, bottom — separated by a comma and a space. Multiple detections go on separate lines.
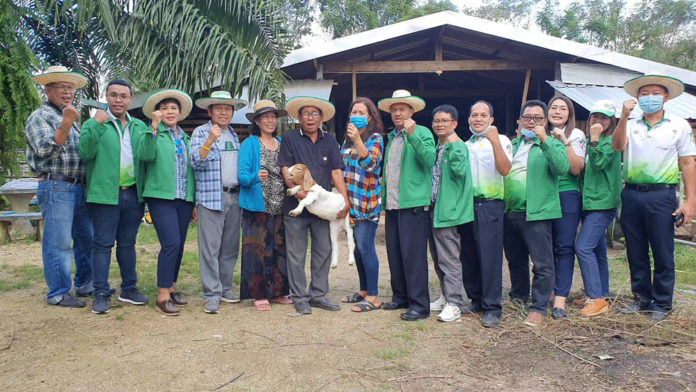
550, 127, 567, 144
484, 125, 499, 142
151, 110, 162, 134
404, 118, 416, 136
533, 125, 547, 143
622, 99, 637, 118
590, 123, 604, 141
346, 123, 361, 142
62, 105, 80, 125
94, 109, 109, 124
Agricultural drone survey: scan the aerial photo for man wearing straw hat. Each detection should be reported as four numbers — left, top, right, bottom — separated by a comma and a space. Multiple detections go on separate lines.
378, 89, 436, 321
190, 91, 248, 314
25, 65, 94, 307
278, 96, 350, 315
614, 71, 696, 321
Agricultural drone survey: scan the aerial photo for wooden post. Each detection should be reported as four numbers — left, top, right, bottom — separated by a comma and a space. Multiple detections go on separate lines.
521, 69, 531, 109
352, 66, 357, 100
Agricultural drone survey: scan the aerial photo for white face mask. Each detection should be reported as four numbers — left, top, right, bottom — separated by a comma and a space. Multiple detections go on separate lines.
469, 120, 493, 137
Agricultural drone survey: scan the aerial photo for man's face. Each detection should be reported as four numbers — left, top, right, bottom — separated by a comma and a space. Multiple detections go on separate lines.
469, 102, 493, 133
432, 111, 457, 140
45, 82, 76, 108
208, 104, 234, 128
520, 105, 547, 129
298, 106, 322, 134
106, 84, 132, 117
638, 84, 669, 101
389, 103, 414, 129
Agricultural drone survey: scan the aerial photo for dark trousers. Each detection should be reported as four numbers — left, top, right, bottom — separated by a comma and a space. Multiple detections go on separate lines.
621, 188, 677, 310
552, 190, 582, 298
146, 198, 194, 288
460, 199, 504, 316
88, 187, 144, 295
385, 207, 430, 315
503, 211, 555, 313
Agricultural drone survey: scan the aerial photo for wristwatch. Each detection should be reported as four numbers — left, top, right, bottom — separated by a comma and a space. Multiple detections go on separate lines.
590, 141, 599, 148
564, 140, 571, 147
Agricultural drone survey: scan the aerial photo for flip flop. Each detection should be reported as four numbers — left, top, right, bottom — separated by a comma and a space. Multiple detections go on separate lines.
342, 293, 365, 303
271, 295, 293, 304
351, 300, 381, 312
254, 299, 271, 311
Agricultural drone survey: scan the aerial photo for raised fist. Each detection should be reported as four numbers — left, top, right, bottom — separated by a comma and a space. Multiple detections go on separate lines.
346, 123, 360, 142
94, 109, 109, 124
533, 125, 547, 142
404, 118, 416, 135
151, 110, 162, 132
62, 105, 80, 124
209, 124, 222, 140
484, 125, 499, 142
590, 123, 604, 140
622, 99, 637, 118
550, 127, 567, 143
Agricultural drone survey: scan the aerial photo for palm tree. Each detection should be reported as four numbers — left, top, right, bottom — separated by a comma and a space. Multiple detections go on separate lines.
23, 0, 290, 102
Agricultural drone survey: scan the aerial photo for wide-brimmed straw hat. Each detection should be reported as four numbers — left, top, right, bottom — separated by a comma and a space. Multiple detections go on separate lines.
195, 90, 247, 110
377, 89, 426, 113
589, 99, 617, 117
285, 96, 335, 121
32, 65, 87, 88
623, 71, 684, 98
245, 99, 288, 122
143, 89, 193, 121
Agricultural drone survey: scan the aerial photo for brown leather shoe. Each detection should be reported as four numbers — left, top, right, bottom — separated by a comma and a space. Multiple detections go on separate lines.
170, 291, 188, 305
156, 298, 180, 316
523, 311, 545, 327
580, 298, 609, 317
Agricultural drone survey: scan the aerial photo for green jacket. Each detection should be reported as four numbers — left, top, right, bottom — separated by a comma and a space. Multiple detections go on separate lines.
433, 139, 474, 228
382, 124, 436, 209
78, 116, 148, 204
138, 124, 195, 202
506, 137, 569, 221
582, 135, 621, 210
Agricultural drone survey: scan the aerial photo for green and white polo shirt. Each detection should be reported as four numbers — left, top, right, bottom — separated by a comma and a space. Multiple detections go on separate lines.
504, 138, 534, 211
624, 112, 696, 184
466, 134, 513, 200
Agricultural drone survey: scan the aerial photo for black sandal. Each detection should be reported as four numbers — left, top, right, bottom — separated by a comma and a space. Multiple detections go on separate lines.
341, 293, 364, 303
351, 300, 381, 312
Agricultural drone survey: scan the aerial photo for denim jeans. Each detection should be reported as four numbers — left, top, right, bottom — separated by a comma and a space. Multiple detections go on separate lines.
575, 208, 617, 299
353, 220, 379, 296
37, 180, 93, 302
552, 190, 582, 298
88, 187, 144, 296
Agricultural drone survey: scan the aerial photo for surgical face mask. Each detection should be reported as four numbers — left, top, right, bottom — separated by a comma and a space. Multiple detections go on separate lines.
521, 128, 537, 139
638, 95, 664, 114
350, 116, 368, 129
469, 120, 493, 137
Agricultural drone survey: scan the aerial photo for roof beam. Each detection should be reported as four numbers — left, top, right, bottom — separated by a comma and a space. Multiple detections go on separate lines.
323, 60, 552, 73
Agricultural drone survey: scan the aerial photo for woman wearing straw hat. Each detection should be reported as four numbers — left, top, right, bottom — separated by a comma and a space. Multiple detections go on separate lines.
190, 91, 247, 314
139, 89, 195, 316
575, 99, 621, 318
613, 71, 696, 321
238, 100, 292, 311
26, 65, 94, 307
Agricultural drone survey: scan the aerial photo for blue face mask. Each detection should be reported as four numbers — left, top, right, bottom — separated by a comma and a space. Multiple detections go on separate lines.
638, 95, 664, 114
350, 116, 368, 129
521, 128, 537, 139
469, 121, 493, 137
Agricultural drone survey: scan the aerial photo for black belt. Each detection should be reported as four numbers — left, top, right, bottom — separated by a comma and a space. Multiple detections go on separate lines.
120, 184, 136, 190
39, 173, 84, 186
625, 183, 676, 192
474, 197, 501, 203
223, 186, 239, 193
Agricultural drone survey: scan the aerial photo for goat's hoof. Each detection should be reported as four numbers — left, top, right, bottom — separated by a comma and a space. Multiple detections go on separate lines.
289, 211, 299, 217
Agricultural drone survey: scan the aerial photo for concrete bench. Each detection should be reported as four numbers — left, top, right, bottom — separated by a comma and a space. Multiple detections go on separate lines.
0, 212, 44, 242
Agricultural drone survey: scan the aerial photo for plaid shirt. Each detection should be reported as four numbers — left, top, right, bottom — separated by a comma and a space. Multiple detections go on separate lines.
189, 121, 239, 211
25, 102, 85, 179
166, 127, 189, 200
341, 133, 384, 225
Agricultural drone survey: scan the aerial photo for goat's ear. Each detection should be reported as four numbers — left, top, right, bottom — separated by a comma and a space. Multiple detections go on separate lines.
302, 169, 314, 192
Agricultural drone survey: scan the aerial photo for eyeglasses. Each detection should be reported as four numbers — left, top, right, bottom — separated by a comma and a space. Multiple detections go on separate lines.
521, 115, 545, 124
432, 119, 454, 125
50, 84, 76, 93
301, 111, 321, 118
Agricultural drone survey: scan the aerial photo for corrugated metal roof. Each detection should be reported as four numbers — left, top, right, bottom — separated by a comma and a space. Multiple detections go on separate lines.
283, 11, 696, 87
547, 81, 696, 119
560, 63, 641, 86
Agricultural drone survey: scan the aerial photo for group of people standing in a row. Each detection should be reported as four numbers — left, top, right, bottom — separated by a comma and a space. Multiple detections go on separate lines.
25, 65, 695, 327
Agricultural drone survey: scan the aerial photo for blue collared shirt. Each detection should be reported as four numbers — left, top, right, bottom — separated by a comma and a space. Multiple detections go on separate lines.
166, 127, 188, 200
189, 121, 240, 211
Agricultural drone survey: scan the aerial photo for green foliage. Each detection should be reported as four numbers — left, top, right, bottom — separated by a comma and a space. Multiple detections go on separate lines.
318, 0, 457, 39
271, 0, 314, 47
0, 2, 41, 182
462, 0, 536, 28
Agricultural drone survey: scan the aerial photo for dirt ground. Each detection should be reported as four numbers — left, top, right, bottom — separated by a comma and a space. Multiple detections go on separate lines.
1, 222, 695, 392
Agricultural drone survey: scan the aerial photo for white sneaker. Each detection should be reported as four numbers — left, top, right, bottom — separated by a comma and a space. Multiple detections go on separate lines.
437, 303, 461, 322
430, 294, 446, 311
